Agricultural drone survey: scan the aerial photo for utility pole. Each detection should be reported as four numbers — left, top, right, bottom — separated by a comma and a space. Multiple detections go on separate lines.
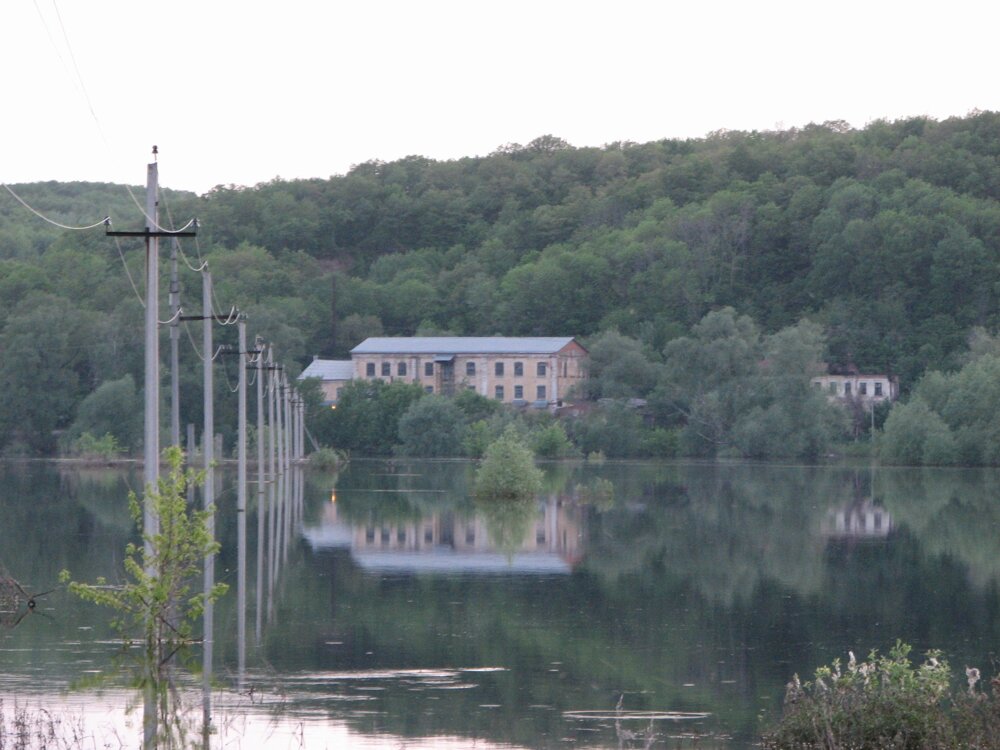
236, 315, 247, 683
105, 151, 196, 558
255, 337, 265, 644
201, 270, 215, 731
169, 238, 181, 449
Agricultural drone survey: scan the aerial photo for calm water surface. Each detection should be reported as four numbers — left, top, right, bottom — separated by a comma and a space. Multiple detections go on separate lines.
1, 459, 999, 748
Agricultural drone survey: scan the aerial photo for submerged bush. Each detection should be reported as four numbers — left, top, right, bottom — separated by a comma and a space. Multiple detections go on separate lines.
762, 641, 1000, 749
474, 428, 543, 501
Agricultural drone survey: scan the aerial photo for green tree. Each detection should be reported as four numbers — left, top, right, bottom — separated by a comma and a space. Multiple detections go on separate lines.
396, 395, 465, 457
64, 374, 142, 454
474, 428, 544, 501
330, 380, 425, 455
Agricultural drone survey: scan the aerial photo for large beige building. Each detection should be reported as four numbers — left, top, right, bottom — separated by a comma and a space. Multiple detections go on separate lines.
350, 336, 588, 405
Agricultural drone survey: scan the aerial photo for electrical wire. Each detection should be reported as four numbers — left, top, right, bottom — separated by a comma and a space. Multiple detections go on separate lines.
1, 184, 109, 230
113, 236, 145, 307
159, 307, 183, 326
178, 244, 208, 273
183, 321, 204, 361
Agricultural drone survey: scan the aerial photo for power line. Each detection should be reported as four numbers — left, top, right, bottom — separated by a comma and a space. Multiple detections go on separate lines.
112, 236, 145, 307
1, 184, 108, 230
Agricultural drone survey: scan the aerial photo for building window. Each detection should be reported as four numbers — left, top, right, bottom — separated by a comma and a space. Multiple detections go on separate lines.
381, 362, 391, 377
514, 361, 523, 377
844, 382, 852, 396
495, 385, 504, 400
366, 362, 375, 377
875, 382, 883, 397
813, 381, 821, 389
424, 386, 433, 393
859, 382, 868, 395
495, 361, 504, 376
537, 362, 547, 376
537, 385, 546, 400
397, 362, 407, 377
828, 382, 837, 394
466, 361, 476, 376
336, 387, 343, 399
514, 385, 523, 399
424, 361, 434, 376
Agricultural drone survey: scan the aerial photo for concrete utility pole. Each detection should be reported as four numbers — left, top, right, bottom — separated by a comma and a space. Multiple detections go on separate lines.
201, 270, 215, 730
169, 238, 181, 448
105, 151, 196, 557
255, 337, 265, 644
144, 163, 159, 550
236, 315, 247, 682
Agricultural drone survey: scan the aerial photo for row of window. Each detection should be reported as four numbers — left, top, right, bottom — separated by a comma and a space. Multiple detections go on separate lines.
817, 380, 884, 396
496, 384, 546, 401
363, 360, 549, 377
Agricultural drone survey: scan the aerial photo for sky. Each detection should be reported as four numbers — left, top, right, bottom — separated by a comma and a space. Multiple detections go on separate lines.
3, 0, 998, 196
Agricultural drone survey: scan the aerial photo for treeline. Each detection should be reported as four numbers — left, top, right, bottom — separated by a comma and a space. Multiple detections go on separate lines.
3, 112, 1000, 456
308, 308, 847, 461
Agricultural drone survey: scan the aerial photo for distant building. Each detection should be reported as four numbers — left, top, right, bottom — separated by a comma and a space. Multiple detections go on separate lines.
298, 358, 354, 406
811, 371, 898, 403
350, 336, 587, 406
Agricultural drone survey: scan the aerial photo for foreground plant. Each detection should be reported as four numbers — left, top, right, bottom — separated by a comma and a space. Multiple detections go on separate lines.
762, 641, 1000, 749
60, 447, 227, 728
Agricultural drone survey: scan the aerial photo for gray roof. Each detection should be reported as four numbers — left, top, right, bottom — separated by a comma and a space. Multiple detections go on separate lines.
351, 337, 579, 356
298, 359, 355, 381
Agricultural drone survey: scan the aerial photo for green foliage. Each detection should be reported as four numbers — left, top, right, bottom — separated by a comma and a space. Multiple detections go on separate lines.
579, 329, 661, 400
14, 114, 1000, 455
328, 379, 425, 455
396, 395, 466, 457
878, 352, 1000, 465
60, 447, 227, 691
68, 432, 121, 460
474, 428, 544, 501
308, 446, 348, 471
762, 642, 1000, 750
64, 375, 142, 454
659, 311, 845, 459
529, 422, 578, 459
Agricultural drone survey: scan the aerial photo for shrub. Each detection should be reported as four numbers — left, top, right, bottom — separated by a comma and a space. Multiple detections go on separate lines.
70, 432, 121, 461
309, 446, 347, 471
762, 642, 1000, 750
530, 422, 579, 459
474, 428, 543, 501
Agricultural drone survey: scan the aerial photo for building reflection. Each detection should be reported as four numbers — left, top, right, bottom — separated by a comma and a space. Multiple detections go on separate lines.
821, 498, 893, 539
304, 495, 586, 574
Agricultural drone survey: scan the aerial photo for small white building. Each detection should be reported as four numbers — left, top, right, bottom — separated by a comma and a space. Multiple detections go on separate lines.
811, 372, 898, 402
298, 358, 354, 406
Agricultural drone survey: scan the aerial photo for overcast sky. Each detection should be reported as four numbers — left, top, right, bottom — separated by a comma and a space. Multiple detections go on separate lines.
3, 1, 997, 195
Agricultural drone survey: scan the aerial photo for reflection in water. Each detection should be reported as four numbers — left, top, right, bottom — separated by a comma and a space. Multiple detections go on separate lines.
822, 499, 893, 539
5, 461, 1000, 748
304, 492, 585, 574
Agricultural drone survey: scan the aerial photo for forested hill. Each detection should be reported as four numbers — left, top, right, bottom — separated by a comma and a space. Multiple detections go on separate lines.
2, 112, 1000, 453
183, 112, 1000, 385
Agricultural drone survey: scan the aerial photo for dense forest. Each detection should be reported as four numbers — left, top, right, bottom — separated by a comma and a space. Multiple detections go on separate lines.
3, 111, 1000, 458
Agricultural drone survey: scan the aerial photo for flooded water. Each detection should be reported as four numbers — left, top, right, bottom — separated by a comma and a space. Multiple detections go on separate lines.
2, 458, 1000, 748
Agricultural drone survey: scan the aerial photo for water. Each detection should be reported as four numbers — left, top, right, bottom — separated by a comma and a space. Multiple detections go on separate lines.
1, 458, 999, 748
